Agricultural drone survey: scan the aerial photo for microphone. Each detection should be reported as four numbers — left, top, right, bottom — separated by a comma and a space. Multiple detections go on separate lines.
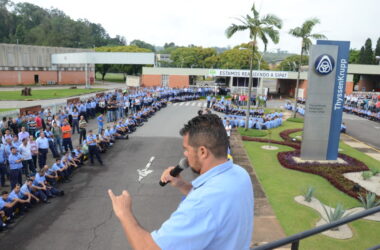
159, 158, 189, 186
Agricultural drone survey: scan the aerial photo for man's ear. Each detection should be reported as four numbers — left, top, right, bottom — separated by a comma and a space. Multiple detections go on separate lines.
198, 146, 208, 159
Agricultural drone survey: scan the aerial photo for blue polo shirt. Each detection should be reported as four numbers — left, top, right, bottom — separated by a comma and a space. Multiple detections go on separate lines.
20, 183, 30, 197
0, 198, 7, 209
87, 135, 97, 146
151, 160, 254, 250
0, 144, 6, 163
33, 173, 46, 186
36, 137, 49, 149
8, 153, 23, 170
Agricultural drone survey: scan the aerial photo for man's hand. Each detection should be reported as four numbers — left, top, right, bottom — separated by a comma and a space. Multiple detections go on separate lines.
160, 167, 192, 195
160, 166, 184, 188
108, 189, 132, 220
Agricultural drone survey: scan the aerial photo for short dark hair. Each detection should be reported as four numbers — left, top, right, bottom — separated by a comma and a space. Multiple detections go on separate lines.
1, 191, 8, 195
180, 114, 228, 158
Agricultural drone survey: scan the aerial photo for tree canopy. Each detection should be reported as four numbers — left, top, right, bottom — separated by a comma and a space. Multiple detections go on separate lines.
0, 0, 125, 47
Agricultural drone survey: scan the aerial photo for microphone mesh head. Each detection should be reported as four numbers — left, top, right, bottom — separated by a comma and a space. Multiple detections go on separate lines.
179, 157, 189, 169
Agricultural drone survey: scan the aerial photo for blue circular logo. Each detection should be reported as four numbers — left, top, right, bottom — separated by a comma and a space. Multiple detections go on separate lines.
314, 54, 335, 75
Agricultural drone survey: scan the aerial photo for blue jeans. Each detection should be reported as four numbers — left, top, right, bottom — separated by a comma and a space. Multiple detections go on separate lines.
54, 137, 64, 154
0, 162, 7, 187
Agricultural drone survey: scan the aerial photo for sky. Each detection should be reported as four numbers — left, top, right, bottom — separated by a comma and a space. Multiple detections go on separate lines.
12, 0, 380, 53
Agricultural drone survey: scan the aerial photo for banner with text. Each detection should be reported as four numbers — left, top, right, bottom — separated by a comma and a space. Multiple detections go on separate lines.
208, 69, 288, 79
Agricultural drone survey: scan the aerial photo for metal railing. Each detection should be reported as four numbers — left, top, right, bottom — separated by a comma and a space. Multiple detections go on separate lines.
252, 205, 380, 250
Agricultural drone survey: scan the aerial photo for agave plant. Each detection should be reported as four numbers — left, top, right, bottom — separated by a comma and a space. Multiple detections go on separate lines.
370, 168, 380, 176
303, 186, 315, 202
362, 171, 373, 180
359, 192, 380, 209
321, 203, 350, 231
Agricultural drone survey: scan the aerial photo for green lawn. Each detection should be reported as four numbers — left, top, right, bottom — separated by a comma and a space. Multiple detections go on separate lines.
241, 123, 380, 249
0, 108, 16, 112
96, 72, 125, 83
0, 88, 106, 100
240, 120, 304, 141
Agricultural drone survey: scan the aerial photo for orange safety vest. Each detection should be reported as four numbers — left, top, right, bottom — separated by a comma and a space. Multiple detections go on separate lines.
61, 125, 72, 139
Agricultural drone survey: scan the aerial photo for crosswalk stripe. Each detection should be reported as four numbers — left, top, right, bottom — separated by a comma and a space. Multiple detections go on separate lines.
185, 102, 190, 106
198, 103, 202, 107
173, 103, 178, 106
179, 103, 184, 106
192, 102, 196, 106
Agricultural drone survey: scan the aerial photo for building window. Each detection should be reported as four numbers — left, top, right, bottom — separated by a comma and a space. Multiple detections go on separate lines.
162, 75, 169, 86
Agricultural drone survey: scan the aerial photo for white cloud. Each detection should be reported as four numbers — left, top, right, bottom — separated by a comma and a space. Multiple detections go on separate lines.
12, 0, 380, 53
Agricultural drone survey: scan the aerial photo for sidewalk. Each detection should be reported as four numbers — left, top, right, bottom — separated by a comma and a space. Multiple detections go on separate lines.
341, 133, 380, 161
229, 129, 290, 249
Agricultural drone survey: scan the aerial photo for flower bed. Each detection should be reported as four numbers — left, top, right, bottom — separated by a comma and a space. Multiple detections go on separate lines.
279, 128, 303, 142
278, 150, 372, 200
242, 129, 379, 201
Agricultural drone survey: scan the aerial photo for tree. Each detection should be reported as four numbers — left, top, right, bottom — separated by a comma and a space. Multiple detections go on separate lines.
349, 49, 360, 64
130, 39, 155, 52
276, 55, 309, 71
170, 47, 217, 68
289, 18, 326, 117
362, 38, 374, 64
225, 3, 282, 129
375, 37, 380, 58
95, 45, 152, 80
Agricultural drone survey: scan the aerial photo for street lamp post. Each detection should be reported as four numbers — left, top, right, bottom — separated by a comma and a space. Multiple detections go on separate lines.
244, 47, 254, 130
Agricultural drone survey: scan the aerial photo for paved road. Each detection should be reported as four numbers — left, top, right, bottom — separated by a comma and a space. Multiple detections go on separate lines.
267, 100, 380, 150
0, 101, 204, 250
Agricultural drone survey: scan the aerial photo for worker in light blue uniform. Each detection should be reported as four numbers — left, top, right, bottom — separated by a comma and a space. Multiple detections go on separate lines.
8, 147, 24, 190
86, 130, 104, 166
0, 143, 7, 187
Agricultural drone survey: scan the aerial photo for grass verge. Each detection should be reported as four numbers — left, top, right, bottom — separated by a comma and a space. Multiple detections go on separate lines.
0, 88, 106, 100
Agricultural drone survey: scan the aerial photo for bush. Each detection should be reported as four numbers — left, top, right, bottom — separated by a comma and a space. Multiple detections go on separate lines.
238, 128, 268, 137
287, 117, 304, 123
362, 171, 373, 180
359, 192, 380, 209
303, 186, 315, 202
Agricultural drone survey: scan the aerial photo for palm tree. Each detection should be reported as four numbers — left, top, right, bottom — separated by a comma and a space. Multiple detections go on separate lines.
226, 4, 282, 130
289, 18, 326, 118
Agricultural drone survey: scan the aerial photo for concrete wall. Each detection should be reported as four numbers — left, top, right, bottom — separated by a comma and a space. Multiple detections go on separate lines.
168, 75, 189, 88
0, 70, 94, 85
141, 75, 161, 87
357, 75, 380, 92
277, 79, 354, 98
0, 43, 93, 68
0, 44, 95, 85
346, 81, 354, 95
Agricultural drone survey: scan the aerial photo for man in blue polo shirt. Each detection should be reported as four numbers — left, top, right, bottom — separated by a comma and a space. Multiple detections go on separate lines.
86, 130, 103, 166
97, 114, 104, 135
108, 114, 254, 250
8, 147, 24, 190
0, 142, 7, 187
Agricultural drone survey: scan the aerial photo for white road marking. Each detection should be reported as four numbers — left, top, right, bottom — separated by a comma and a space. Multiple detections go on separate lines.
185, 102, 190, 106
375, 126, 380, 129
192, 102, 196, 106
137, 156, 155, 182
179, 102, 184, 106
198, 103, 202, 107
173, 103, 178, 106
